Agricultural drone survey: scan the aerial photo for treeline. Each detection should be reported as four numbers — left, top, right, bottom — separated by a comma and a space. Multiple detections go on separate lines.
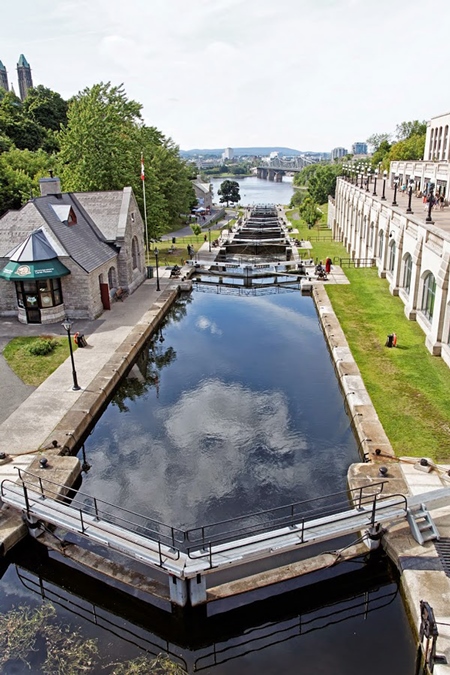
0, 82, 196, 238
290, 119, 427, 218
202, 163, 250, 176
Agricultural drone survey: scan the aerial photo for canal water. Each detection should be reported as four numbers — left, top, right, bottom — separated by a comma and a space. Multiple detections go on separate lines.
209, 175, 294, 206
0, 289, 417, 673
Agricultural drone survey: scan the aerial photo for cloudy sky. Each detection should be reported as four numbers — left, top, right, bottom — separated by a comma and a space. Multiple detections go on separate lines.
2, 0, 449, 151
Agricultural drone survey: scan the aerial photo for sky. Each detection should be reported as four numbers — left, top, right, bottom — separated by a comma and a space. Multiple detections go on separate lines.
2, 0, 450, 152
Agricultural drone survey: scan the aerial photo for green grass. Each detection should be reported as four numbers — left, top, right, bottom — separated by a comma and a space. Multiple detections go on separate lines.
286, 206, 450, 461
3, 336, 75, 386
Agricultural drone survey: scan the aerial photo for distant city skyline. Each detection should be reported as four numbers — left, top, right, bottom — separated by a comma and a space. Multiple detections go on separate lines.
2, 0, 449, 150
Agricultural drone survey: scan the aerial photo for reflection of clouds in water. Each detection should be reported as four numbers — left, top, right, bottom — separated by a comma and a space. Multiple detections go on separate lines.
86, 385, 352, 531
196, 315, 223, 336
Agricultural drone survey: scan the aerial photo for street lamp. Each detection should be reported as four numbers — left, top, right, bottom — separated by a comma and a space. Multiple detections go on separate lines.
406, 178, 415, 214
381, 170, 387, 200
392, 173, 399, 206
372, 169, 378, 196
208, 227, 211, 252
426, 183, 435, 223
61, 318, 81, 391
154, 247, 161, 291
365, 167, 371, 192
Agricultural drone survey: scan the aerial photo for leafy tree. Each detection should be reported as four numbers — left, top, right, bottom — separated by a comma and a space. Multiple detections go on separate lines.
0, 91, 43, 151
23, 85, 68, 132
308, 164, 340, 203
299, 195, 322, 229
289, 189, 307, 209
218, 179, 240, 206
396, 120, 427, 140
367, 133, 391, 152
371, 140, 392, 168
387, 134, 426, 162
0, 147, 55, 215
293, 163, 320, 187
191, 224, 202, 241
58, 82, 142, 192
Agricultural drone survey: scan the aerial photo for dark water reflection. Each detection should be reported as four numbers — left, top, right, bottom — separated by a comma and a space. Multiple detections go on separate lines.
83, 290, 358, 531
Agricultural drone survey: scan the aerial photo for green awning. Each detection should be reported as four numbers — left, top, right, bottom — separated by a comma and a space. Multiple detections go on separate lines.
0, 259, 71, 280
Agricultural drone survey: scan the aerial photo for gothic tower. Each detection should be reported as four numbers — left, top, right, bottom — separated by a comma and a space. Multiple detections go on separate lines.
0, 61, 8, 92
17, 54, 33, 100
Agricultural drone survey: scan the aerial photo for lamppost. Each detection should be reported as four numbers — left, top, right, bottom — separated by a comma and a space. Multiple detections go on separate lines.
392, 173, 399, 206
372, 169, 378, 196
381, 170, 387, 200
406, 178, 415, 214
365, 167, 371, 192
154, 247, 161, 291
61, 318, 81, 391
426, 183, 435, 223
208, 227, 211, 252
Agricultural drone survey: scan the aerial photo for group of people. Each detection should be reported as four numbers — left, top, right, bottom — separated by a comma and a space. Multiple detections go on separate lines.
422, 193, 446, 210
315, 258, 332, 279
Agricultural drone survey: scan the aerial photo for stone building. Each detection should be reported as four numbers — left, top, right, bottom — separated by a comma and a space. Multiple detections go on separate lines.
0, 61, 8, 91
0, 176, 146, 324
192, 179, 213, 211
329, 177, 450, 369
17, 54, 33, 100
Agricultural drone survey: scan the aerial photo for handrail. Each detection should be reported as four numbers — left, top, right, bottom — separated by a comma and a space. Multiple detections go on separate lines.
186, 492, 408, 567
3, 469, 185, 549
185, 482, 387, 546
339, 257, 376, 268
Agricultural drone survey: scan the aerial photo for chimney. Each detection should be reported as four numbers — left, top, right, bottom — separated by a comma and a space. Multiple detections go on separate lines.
39, 176, 62, 196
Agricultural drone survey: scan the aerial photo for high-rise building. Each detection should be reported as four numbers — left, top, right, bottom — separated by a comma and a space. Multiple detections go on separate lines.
331, 147, 348, 160
352, 141, 368, 155
17, 54, 33, 100
0, 61, 8, 91
222, 147, 234, 161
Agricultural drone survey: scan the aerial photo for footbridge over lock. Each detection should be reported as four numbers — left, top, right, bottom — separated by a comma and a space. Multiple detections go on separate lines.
3, 470, 448, 608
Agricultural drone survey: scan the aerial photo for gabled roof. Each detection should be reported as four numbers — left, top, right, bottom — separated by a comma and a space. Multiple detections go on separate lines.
74, 188, 131, 241
33, 194, 116, 273
8, 228, 60, 262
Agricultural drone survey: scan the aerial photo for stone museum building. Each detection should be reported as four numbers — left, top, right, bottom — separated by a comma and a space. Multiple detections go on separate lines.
0, 176, 146, 324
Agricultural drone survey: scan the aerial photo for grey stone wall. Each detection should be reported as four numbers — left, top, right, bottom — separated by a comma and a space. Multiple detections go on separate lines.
117, 190, 146, 294
0, 260, 18, 316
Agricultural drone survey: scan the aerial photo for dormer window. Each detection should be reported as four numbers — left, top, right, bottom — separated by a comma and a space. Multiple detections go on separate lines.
50, 204, 77, 225
68, 208, 77, 225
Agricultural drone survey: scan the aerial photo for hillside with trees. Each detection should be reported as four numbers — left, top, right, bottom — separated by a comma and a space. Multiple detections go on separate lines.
0, 81, 195, 240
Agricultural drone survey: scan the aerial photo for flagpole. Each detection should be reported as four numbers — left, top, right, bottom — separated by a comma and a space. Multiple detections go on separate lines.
141, 153, 150, 260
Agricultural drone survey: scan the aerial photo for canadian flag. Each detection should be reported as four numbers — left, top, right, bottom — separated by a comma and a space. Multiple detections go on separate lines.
141, 154, 145, 181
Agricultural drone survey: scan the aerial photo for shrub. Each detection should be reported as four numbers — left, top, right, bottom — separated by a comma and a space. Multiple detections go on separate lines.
28, 338, 58, 356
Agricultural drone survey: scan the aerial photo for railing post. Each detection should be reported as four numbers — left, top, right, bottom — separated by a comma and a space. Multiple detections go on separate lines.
38, 476, 44, 496
79, 509, 85, 534
23, 482, 31, 518
93, 498, 99, 520
370, 494, 377, 526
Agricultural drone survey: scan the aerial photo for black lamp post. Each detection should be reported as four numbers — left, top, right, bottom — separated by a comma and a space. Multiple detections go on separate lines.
426, 183, 435, 223
392, 173, 399, 206
208, 227, 211, 252
365, 168, 371, 192
154, 247, 161, 291
381, 170, 387, 200
372, 169, 378, 196
406, 179, 414, 214
62, 318, 81, 391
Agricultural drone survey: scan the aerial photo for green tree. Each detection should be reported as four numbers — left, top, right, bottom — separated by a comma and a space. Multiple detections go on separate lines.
289, 189, 307, 209
218, 179, 240, 206
367, 132, 391, 152
0, 147, 55, 216
387, 134, 426, 162
308, 164, 340, 203
58, 82, 142, 192
0, 90, 43, 151
191, 223, 202, 241
299, 195, 322, 229
396, 120, 427, 140
23, 85, 68, 132
293, 163, 320, 187
371, 139, 392, 168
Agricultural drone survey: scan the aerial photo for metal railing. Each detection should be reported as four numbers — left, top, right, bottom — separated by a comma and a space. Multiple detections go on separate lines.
2, 468, 184, 556
339, 257, 376, 268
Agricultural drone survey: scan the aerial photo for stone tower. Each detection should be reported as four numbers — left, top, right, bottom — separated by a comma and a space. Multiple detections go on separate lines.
17, 54, 33, 101
0, 61, 8, 92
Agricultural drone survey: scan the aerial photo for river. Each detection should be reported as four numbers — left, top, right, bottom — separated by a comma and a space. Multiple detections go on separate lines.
209, 175, 294, 206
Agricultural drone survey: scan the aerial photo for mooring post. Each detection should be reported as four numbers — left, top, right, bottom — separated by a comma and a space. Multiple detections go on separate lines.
189, 573, 207, 606
169, 575, 188, 607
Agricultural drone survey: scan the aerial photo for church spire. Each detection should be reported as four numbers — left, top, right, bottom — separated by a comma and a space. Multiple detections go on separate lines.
17, 54, 33, 100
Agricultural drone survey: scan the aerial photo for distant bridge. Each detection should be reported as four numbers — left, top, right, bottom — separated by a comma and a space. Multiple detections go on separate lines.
256, 155, 319, 181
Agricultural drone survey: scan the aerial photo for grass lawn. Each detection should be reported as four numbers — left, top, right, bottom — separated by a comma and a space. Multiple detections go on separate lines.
3, 336, 75, 387
145, 229, 223, 267
286, 207, 450, 461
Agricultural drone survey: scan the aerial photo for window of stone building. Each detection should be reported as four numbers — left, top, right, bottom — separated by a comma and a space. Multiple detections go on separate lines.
403, 254, 412, 293
108, 266, 117, 289
378, 230, 384, 260
422, 272, 436, 321
388, 240, 396, 272
15, 278, 62, 309
131, 236, 139, 270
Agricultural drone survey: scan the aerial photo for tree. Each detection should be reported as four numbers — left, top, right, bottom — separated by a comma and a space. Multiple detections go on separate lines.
218, 179, 240, 206
396, 120, 427, 140
289, 188, 307, 209
367, 132, 391, 152
308, 165, 340, 203
58, 82, 142, 192
0, 90, 44, 151
23, 85, 68, 132
293, 163, 320, 187
371, 140, 392, 168
387, 134, 426, 162
0, 147, 55, 216
191, 224, 202, 241
299, 196, 322, 229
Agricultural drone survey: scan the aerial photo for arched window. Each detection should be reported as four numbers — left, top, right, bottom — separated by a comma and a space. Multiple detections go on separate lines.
378, 230, 384, 259
131, 236, 139, 270
108, 266, 117, 289
422, 272, 436, 320
369, 223, 374, 248
403, 254, 412, 293
388, 240, 396, 272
